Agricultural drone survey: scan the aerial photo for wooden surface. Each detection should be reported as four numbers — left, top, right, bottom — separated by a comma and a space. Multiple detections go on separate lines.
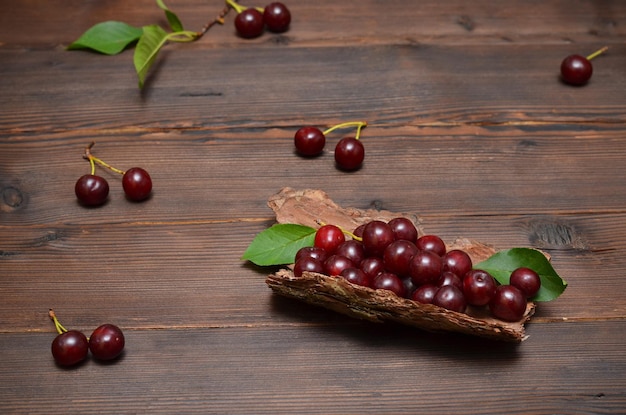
1, 1, 625, 413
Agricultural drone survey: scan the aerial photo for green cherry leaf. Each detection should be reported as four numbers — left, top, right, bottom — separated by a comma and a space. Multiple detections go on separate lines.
474, 248, 568, 302
67, 21, 143, 55
242, 224, 317, 266
133, 25, 169, 88
156, 0, 184, 32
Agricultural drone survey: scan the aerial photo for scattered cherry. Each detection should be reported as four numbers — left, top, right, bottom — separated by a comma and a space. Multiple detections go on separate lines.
49, 310, 89, 367
560, 46, 608, 86
235, 7, 265, 38
122, 167, 153, 202
335, 137, 365, 171
79, 142, 152, 205
89, 324, 125, 361
51, 330, 89, 367
75, 174, 109, 207
293, 121, 367, 172
294, 126, 325, 156
48, 309, 125, 367
263, 2, 291, 33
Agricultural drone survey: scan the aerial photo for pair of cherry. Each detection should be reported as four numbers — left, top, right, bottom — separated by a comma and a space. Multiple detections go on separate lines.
227, 0, 291, 39
294, 121, 368, 171
49, 310, 125, 367
75, 142, 152, 207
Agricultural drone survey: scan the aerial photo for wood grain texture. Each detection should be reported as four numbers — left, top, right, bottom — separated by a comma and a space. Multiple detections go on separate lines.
1, 0, 625, 413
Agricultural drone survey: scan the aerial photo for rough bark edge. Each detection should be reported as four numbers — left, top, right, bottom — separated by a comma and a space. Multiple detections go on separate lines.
266, 269, 535, 342
265, 187, 536, 342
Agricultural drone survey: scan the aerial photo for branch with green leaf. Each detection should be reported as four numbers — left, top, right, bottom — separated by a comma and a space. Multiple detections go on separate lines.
67, 0, 231, 88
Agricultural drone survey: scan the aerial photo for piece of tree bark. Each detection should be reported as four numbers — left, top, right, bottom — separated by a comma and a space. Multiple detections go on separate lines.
265, 187, 535, 342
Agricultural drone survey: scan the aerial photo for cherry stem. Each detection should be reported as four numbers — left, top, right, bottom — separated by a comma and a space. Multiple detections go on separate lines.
83, 142, 126, 175
198, 5, 231, 36
48, 309, 68, 334
225, 0, 263, 14
323, 121, 368, 140
315, 220, 363, 242
586, 46, 608, 61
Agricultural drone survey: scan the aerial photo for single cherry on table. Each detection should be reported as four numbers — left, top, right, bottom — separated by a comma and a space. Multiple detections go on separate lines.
560, 46, 608, 86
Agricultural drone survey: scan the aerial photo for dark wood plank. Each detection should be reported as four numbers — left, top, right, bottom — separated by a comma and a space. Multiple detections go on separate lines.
1, 0, 624, 47
1, 43, 625, 133
2, 126, 626, 226
1, 321, 624, 414
0, 211, 624, 332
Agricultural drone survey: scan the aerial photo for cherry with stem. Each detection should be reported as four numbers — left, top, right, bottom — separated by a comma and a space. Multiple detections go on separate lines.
49, 309, 89, 367
560, 46, 608, 86
83, 142, 153, 202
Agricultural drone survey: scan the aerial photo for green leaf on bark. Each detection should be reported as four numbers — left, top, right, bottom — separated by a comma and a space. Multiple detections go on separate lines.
133, 25, 169, 88
67, 21, 143, 55
242, 224, 316, 266
156, 0, 184, 32
474, 248, 567, 302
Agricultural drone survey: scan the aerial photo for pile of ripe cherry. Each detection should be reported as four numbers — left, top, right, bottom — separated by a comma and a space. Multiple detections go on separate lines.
294, 219, 541, 322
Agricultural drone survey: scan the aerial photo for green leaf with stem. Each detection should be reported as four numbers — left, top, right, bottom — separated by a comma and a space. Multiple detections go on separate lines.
67, 21, 143, 55
242, 224, 316, 266
474, 248, 567, 302
156, 0, 184, 32
133, 25, 199, 88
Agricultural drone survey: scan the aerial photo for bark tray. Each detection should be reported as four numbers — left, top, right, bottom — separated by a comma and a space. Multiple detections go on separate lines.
265, 188, 536, 342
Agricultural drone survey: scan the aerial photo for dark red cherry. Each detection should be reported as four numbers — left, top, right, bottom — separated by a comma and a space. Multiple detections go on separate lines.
235, 8, 265, 39
122, 167, 152, 202
89, 324, 125, 361
294, 126, 325, 157
294, 257, 324, 277
51, 330, 89, 367
560, 55, 592, 85
340, 267, 371, 288
462, 269, 497, 306
510, 267, 541, 298
263, 2, 291, 33
372, 272, 406, 297
411, 284, 439, 304
388, 217, 418, 243
433, 285, 467, 313
335, 137, 364, 171
314, 224, 345, 254
75, 174, 109, 207
416, 235, 446, 257
489, 285, 527, 322
409, 250, 443, 286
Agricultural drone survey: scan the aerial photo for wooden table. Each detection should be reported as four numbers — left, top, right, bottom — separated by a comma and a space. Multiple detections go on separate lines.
1, 1, 625, 413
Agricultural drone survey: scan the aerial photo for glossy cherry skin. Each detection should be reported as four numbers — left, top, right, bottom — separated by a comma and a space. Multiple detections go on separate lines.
294, 257, 324, 277
433, 285, 467, 313
560, 54, 592, 86
388, 217, 418, 243
314, 224, 345, 254
122, 167, 152, 202
340, 267, 371, 288
359, 257, 385, 279
489, 285, 527, 322
335, 137, 364, 171
416, 235, 446, 257
411, 284, 439, 304
75, 174, 109, 206
51, 330, 89, 367
442, 249, 473, 278
335, 240, 366, 266
362, 220, 395, 258
437, 271, 462, 290
235, 8, 265, 39
295, 246, 328, 264
89, 324, 125, 361
383, 240, 418, 278
324, 255, 354, 276
510, 267, 541, 298
409, 250, 443, 286
263, 2, 291, 33
462, 269, 497, 306
294, 126, 325, 157
372, 272, 406, 297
